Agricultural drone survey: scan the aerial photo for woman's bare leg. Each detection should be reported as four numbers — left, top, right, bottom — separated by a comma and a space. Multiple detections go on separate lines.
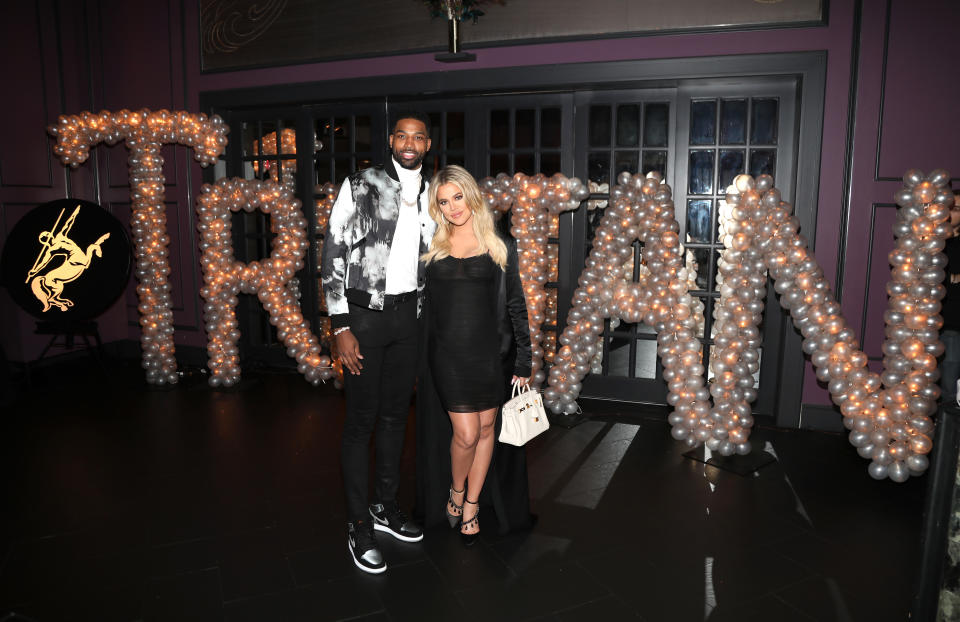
449, 411, 480, 516
462, 407, 497, 534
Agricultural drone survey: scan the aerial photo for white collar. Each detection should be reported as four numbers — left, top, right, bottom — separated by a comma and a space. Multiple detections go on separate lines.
393, 158, 422, 186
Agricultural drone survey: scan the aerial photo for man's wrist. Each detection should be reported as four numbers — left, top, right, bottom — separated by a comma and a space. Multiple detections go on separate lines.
333, 326, 351, 336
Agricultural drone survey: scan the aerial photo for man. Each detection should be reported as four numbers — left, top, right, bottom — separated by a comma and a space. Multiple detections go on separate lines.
320, 111, 436, 574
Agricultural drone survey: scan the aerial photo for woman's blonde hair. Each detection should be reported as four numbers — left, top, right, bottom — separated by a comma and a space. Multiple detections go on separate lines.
422, 165, 507, 269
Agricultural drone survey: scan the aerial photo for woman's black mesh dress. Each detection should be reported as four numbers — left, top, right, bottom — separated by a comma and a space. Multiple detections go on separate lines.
416, 237, 535, 535
426, 254, 503, 412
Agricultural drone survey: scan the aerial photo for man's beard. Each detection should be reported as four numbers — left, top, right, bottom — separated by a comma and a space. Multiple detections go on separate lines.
392, 146, 425, 170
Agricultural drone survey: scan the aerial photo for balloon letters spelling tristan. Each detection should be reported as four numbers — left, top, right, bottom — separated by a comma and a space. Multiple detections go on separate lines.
196, 177, 336, 387
49, 110, 229, 384
45, 108, 946, 480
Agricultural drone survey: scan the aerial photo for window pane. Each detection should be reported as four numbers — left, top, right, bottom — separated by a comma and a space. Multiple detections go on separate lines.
254, 120, 275, 157
615, 152, 639, 180
355, 115, 371, 151
541, 152, 561, 176
720, 99, 747, 145
315, 157, 332, 185
712, 250, 722, 292
690, 247, 711, 291
635, 338, 657, 379
688, 150, 714, 195
686, 199, 712, 244
616, 104, 640, 147
490, 109, 509, 148
587, 207, 605, 257
242, 120, 260, 158
334, 156, 351, 184
516, 109, 535, 149
642, 150, 667, 177
447, 111, 465, 150
629, 242, 641, 279
515, 153, 534, 175
279, 121, 296, 154
277, 158, 298, 180
422, 112, 439, 148
588, 152, 610, 186
751, 98, 779, 145
718, 149, 745, 190
644, 103, 669, 147
490, 153, 509, 176
694, 296, 710, 338
589, 105, 612, 147
542, 108, 562, 148
315, 118, 332, 152
422, 153, 439, 178
690, 100, 717, 145
334, 117, 349, 153
749, 149, 777, 177
605, 336, 633, 377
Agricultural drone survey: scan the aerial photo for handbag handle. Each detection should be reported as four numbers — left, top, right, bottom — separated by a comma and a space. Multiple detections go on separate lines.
511, 378, 529, 399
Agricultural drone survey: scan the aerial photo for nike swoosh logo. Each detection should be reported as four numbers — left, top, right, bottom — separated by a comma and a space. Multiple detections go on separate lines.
372, 515, 388, 525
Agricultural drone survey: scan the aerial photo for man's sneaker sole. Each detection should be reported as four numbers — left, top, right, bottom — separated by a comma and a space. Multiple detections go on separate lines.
372, 521, 424, 543
347, 541, 386, 574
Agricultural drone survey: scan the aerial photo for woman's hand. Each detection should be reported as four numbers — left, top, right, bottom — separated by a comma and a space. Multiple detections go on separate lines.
511, 375, 531, 386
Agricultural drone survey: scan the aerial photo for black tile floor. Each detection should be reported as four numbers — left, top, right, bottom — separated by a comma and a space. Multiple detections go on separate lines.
0, 358, 926, 621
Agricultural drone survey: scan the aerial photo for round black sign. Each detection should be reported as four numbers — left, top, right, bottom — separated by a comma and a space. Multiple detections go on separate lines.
1, 199, 132, 320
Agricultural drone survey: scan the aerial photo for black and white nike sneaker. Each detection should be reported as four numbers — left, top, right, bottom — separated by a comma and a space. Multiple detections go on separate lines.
369, 502, 424, 542
347, 519, 386, 574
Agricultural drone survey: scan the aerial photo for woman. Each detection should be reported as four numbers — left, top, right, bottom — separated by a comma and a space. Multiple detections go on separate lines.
415, 165, 533, 545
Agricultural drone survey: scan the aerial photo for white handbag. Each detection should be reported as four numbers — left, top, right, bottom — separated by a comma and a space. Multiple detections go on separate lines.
499, 380, 550, 446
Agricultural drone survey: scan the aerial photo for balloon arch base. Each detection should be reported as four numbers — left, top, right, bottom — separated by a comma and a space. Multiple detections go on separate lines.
682, 445, 778, 477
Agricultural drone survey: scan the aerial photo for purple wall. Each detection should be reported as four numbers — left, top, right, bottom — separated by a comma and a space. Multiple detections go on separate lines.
3, 0, 959, 412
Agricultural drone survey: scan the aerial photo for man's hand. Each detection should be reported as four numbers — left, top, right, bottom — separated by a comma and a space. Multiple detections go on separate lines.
335, 329, 364, 375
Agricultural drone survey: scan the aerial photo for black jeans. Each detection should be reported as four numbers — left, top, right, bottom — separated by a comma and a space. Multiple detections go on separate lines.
341, 298, 418, 522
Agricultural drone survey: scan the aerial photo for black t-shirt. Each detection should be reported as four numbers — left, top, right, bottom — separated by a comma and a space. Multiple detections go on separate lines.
943, 237, 960, 332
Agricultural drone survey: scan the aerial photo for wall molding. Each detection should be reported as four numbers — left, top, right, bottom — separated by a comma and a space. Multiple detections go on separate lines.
872, 0, 896, 182
834, 0, 862, 301
860, 201, 898, 356
0, 1, 57, 190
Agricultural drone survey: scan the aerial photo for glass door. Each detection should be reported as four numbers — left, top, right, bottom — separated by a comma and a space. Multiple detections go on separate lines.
672, 78, 798, 417
572, 89, 678, 404
571, 78, 799, 414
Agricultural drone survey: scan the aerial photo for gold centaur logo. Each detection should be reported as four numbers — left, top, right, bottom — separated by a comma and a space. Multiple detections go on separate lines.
25, 205, 110, 312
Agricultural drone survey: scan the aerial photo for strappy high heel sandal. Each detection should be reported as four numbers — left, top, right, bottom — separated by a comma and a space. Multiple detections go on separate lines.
446, 485, 464, 529
460, 499, 479, 546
